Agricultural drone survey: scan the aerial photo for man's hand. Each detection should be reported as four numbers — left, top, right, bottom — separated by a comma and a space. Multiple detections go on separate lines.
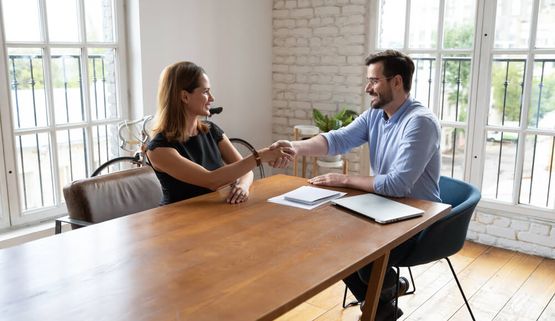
269, 140, 296, 168
308, 173, 348, 187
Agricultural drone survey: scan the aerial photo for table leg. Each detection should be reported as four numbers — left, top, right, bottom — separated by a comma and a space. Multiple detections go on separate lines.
360, 251, 390, 321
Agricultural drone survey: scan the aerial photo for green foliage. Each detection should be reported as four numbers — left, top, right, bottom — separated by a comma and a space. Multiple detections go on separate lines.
443, 24, 474, 49
529, 71, 555, 126
10, 57, 45, 90
312, 108, 358, 132
442, 24, 474, 122
441, 24, 555, 125
491, 61, 525, 122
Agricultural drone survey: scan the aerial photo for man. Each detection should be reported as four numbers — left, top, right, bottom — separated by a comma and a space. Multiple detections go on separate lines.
271, 50, 441, 320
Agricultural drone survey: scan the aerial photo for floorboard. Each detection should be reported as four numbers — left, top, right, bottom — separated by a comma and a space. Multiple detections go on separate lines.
277, 241, 555, 321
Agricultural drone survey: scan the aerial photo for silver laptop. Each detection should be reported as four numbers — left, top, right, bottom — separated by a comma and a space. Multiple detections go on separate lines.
331, 193, 424, 224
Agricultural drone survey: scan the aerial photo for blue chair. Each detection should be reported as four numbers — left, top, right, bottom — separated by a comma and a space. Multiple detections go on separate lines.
341, 176, 481, 321
392, 176, 481, 320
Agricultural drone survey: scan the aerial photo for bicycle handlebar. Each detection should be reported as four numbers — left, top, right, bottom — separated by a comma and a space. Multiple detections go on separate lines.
117, 108, 222, 152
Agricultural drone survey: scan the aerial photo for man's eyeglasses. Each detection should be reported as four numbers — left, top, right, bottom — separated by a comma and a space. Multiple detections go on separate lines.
366, 76, 394, 86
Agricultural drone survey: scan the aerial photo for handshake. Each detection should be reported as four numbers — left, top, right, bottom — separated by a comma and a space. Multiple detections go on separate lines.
257, 140, 297, 168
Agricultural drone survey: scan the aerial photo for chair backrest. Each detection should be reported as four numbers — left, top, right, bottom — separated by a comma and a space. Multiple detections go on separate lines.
63, 166, 162, 225
229, 137, 265, 180
399, 176, 481, 266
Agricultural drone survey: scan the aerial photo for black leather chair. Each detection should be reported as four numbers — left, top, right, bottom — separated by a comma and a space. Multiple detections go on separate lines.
55, 166, 162, 233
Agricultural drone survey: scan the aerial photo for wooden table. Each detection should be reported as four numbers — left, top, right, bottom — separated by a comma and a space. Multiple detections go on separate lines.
0, 174, 450, 321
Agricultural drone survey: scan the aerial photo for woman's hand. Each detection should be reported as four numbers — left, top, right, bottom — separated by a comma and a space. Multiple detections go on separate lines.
226, 181, 250, 204
259, 146, 294, 164
269, 140, 296, 168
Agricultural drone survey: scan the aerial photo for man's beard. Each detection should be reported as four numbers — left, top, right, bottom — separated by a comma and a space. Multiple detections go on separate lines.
370, 89, 393, 109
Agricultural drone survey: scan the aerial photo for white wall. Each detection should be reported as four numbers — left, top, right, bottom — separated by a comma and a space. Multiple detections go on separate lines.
271, 0, 368, 177
126, 0, 273, 148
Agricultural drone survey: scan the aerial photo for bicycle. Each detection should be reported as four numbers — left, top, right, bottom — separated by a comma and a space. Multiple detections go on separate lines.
91, 107, 230, 177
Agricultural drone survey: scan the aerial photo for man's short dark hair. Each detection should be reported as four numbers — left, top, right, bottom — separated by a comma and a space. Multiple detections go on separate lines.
365, 50, 415, 92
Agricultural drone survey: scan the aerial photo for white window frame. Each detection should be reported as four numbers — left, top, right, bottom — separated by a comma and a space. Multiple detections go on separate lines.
369, 0, 555, 222
470, 0, 555, 222
0, 0, 129, 228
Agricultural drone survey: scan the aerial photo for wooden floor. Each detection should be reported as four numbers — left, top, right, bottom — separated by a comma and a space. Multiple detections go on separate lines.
276, 241, 555, 321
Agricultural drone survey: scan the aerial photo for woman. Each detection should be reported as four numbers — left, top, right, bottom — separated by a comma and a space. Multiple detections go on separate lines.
146, 61, 289, 205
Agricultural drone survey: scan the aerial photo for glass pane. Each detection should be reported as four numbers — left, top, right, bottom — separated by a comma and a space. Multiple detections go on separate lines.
443, 0, 475, 49
15, 133, 54, 211
441, 127, 465, 180
84, 0, 115, 42
483, 131, 519, 202
411, 56, 436, 109
6, 48, 49, 129
488, 57, 526, 126
1, 0, 42, 41
409, 0, 439, 49
377, 0, 406, 49
535, 0, 555, 48
91, 123, 127, 174
88, 48, 118, 120
51, 48, 85, 124
439, 55, 471, 122
45, 0, 79, 42
520, 134, 555, 208
494, 0, 533, 49
528, 57, 555, 130
57, 128, 88, 192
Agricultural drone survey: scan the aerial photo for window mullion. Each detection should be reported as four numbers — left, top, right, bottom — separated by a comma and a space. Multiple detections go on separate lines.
77, 0, 87, 42
512, 0, 541, 205
437, 0, 446, 50
77, 0, 97, 176
81, 48, 94, 176
114, 0, 129, 120
37, 0, 48, 43
431, 0, 446, 118
404, 0, 411, 50
38, 0, 59, 208
41, 46, 62, 207
431, 51, 442, 117
0, 5, 14, 228
468, 0, 496, 188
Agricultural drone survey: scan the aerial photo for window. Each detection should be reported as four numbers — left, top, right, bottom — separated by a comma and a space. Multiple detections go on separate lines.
375, 0, 477, 180
0, 0, 128, 227
482, 0, 555, 210
372, 0, 555, 216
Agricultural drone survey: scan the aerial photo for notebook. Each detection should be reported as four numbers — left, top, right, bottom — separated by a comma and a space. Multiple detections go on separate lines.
331, 193, 424, 224
283, 186, 342, 205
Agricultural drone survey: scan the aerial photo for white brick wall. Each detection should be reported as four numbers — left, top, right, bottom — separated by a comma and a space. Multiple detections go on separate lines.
467, 211, 555, 259
271, 0, 555, 260
272, 0, 367, 176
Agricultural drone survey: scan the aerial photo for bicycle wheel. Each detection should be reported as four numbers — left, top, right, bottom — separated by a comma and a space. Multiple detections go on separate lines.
229, 138, 265, 180
91, 156, 141, 177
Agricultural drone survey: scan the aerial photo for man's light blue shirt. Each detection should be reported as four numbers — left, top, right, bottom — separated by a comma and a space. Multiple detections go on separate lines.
322, 97, 441, 202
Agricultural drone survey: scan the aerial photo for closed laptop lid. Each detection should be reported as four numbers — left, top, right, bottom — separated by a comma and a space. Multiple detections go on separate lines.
331, 193, 423, 224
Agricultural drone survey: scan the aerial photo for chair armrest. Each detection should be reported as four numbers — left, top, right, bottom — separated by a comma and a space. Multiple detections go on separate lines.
54, 216, 92, 234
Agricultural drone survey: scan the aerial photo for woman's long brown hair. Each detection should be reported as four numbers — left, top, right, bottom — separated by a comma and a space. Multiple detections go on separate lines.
150, 61, 209, 142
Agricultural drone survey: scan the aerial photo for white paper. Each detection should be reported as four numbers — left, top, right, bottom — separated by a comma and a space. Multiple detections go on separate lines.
268, 186, 346, 210
283, 185, 342, 205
